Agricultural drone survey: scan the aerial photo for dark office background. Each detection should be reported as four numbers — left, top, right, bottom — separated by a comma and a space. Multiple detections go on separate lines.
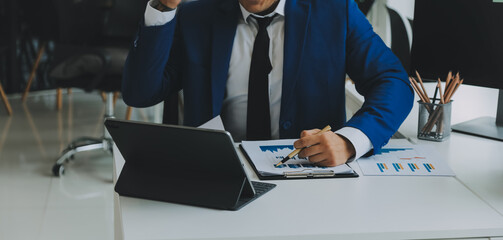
0, 0, 148, 94
0, 0, 408, 94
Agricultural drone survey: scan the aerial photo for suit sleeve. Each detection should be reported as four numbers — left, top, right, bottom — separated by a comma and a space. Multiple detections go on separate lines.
121, 9, 183, 107
343, 0, 414, 154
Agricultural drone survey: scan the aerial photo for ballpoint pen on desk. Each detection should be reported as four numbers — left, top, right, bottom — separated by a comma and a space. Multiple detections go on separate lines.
274, 125, 332, 167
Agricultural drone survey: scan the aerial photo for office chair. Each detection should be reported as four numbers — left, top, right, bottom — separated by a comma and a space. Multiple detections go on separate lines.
386, 6, 412, 73
51, 46, 126, 176
363, 0, 413, 73
51, 0, 145, 176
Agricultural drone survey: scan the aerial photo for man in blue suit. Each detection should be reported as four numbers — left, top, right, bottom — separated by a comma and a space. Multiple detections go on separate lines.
122, 0, 413, 167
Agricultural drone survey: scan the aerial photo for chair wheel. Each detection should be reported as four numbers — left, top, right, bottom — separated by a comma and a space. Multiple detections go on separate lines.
52, 164, 65, 177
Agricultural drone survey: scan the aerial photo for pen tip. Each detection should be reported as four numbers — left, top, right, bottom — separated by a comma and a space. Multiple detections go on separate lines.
276, 157, 290, 167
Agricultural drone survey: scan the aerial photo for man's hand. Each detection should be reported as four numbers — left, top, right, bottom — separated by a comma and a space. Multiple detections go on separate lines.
294, 129, 356, 167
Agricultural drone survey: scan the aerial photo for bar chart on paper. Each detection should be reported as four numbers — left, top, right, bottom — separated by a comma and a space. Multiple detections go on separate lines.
357, 145, 455, 176
259, 145, 326, 169
241, 140, 355, 176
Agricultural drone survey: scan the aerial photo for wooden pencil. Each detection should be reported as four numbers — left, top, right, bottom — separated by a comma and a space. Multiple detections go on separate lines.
415, 71, 430, 101
444, 77, 458, 102
410, 77, 429, 103
446, 71, 452, 87
446, 79, 463, 103
444, 77, 457, 102
409, 77, 423, 100
437, 79, 445, 104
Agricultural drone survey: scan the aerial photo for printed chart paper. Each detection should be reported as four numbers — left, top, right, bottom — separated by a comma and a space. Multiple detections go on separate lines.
241, 139, 354, 176
357, 144, 455, 176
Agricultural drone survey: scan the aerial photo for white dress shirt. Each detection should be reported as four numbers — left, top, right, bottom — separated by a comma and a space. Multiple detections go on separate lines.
143, 0, 373, 161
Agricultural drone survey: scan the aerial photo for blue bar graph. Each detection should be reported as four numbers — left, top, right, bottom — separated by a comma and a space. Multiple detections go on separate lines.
393, 163, 399, 172
260, 145, 294, 153
379, 148, 414, 154
423, 163, 431, 172
408, 163, 415, 172
275, 164, 286, 168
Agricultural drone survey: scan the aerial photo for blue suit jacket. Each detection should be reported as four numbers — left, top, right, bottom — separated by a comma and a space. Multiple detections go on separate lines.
122, 0, 413, 153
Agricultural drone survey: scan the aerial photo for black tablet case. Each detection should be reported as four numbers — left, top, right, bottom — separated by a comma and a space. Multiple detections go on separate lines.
105, 119, 275, 210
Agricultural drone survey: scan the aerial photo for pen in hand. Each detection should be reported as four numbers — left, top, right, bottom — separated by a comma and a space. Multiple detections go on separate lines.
274, 125, 332, 167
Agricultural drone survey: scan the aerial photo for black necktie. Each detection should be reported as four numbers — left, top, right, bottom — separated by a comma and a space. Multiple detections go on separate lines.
247, 15, 275, 140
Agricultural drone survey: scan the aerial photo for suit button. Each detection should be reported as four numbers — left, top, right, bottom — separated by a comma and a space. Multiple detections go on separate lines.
282, 121, 292, 130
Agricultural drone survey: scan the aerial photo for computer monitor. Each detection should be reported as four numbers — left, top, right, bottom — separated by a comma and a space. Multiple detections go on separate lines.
410, 0, 503, 141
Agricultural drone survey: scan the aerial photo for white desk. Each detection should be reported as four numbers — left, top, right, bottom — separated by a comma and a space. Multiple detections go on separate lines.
114, 84, 503, 240
422, 133, 503, 216
394, 82, 503, 216
113, 140, 503, 240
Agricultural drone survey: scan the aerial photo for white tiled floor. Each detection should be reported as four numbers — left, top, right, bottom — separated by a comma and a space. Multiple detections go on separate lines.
0, 91, 156, 240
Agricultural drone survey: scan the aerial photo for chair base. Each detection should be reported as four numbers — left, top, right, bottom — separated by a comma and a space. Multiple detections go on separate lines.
52, 136, 113, 176
52, 92, 116, 177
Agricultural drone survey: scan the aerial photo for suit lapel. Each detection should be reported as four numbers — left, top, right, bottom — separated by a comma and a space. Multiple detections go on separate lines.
210, 0, 240, 117
281, 0, 311, 112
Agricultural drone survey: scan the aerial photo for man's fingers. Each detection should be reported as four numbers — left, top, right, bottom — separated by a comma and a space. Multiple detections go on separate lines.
298, 144, 323, 158
293, 131, 353, 167
294, 134, 321, 149
300, 129, 321, 138
306, 152, 326, 164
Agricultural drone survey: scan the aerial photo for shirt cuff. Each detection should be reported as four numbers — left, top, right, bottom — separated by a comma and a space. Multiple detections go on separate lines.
335, 127, 373, 163
144, 0, 177, 27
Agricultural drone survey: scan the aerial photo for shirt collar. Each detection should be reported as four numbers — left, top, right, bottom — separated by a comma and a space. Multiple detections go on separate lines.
239, 0, 285, 23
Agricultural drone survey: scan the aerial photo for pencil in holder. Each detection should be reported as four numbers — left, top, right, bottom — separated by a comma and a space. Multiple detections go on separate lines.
417, 100, 452, 141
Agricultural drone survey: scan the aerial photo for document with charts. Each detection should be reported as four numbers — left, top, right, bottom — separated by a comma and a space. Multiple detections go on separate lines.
240, 139, 356, 178
356, 141, 455, 176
